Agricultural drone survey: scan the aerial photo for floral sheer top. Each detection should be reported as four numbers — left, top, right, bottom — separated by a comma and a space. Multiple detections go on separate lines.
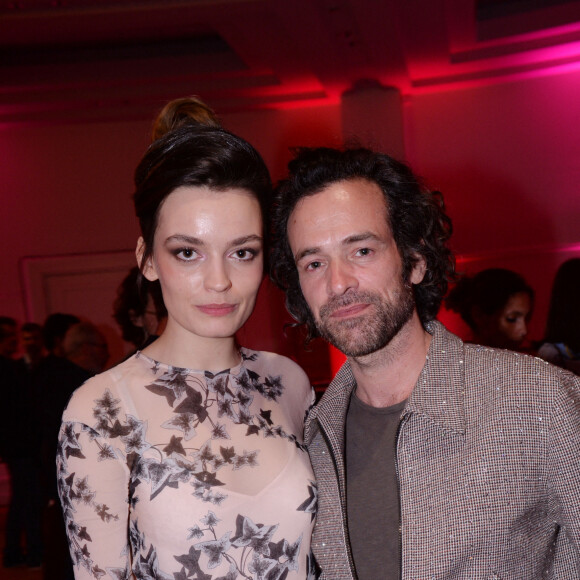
57, 348, 317, 579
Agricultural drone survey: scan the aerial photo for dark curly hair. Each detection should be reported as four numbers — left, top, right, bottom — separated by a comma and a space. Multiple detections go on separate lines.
134, 123, 272, 275
270, 146, 455, 340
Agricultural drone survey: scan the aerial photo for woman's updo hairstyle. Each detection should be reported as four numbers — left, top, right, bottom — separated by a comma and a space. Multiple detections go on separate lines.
133, 124, 272, 273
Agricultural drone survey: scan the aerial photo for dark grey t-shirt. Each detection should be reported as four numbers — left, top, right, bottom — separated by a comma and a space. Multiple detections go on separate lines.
346, 391, 406, 580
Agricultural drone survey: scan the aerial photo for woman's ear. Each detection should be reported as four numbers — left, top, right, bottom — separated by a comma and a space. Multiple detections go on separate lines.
135, 237, 159, 282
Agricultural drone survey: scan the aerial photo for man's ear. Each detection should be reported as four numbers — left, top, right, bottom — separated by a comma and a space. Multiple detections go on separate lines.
409, 254, 427, 285
135, 237, 159, 282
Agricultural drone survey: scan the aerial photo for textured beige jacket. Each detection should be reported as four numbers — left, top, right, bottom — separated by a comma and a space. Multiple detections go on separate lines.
305, 321, 580, 579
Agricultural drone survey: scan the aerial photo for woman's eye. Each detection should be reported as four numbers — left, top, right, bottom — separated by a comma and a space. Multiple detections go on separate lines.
232, 248, 257, 261
175, 248, 197, 261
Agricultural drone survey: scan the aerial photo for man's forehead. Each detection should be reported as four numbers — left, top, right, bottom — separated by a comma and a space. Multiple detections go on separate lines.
288, 178, 395, 257
289, 178, 389, 228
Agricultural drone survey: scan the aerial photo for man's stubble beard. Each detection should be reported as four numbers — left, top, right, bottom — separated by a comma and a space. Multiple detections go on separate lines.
314, 283, 416, 358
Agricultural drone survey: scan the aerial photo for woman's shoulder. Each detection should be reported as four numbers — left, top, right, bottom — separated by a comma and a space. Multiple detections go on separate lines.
63, 353, 147, 420
242, 348, 309, 380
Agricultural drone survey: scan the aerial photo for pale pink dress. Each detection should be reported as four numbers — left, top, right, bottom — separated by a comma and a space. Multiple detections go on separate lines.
57, 348, 317, 579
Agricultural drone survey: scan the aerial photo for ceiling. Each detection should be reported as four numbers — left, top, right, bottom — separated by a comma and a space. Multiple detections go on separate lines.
2, 0, 580, 124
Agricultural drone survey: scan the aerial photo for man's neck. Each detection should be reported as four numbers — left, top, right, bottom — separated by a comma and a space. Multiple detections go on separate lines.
348, 312, 431, 408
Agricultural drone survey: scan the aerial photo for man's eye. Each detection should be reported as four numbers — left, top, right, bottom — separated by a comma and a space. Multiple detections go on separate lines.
356, 248, 372, 256
306, 261, 321, 271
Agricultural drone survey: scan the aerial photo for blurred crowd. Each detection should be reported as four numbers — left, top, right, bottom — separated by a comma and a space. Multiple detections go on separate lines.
0, 266, 167, 577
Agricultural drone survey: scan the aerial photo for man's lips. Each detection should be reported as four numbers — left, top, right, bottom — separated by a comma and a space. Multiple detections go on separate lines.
328, 303, 369, 319
196, 303, 237, 316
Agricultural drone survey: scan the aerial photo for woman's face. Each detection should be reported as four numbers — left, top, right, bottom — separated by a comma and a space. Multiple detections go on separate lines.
478, 291, 533, 349
140, 185, 263, 343
495, 291, 533, 348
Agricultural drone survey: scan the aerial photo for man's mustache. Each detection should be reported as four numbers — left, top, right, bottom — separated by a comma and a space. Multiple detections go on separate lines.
319, 291, 378, 319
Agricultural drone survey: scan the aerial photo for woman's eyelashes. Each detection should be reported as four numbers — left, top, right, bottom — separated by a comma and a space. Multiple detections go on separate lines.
170, 246, 261, 263
173, 247, 199, 261
231, 247, 261, 261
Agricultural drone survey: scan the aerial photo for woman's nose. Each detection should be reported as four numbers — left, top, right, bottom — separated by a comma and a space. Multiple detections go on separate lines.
204, 260, 232, 292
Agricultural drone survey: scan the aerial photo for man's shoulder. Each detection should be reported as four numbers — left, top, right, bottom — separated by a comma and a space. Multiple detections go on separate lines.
464, 342, 576, 383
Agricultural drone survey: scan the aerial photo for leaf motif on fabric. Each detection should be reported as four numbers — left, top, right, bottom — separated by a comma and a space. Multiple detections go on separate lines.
259, 409, 273, 426
173, 545, 203, 576
93, 390, 121, 421
246, 425, 260, 436
108, 420, 132, 438
144, 381, 177, 407
173, 385, 208, 422
296, 481, 318, 522
161, 414, 196, 441
214, 562, 238, 580
231, 515, 278, 556
211, 423, 230, 440
248, 552, 277, 579
194, 532, 232, 569
97, 443, 116, 461
232, 450, 259, 470
163, 435, 186, 456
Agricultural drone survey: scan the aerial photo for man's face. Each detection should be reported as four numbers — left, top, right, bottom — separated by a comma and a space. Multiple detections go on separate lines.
0, 323, 18, 357
287, 178, 425, 357
21, 329, 43, 357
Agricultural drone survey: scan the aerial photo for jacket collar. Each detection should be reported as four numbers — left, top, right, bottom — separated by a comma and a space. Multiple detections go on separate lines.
305, 320, 467, 444
305, 361, 356, 448
406, 320, 466, 434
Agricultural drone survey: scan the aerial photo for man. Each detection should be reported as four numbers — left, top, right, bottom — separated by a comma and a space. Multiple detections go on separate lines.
270, 147, 580, 579
0, 316, 18, 359
0, 317, 43, 568
35, 318, 108, 580
19, 322, 45, 371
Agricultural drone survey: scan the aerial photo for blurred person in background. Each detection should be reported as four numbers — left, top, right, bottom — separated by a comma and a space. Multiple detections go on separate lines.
446, 267, 534, 351
538, 258, 580, 375
0, 316, 18, 359
32, 316, 105, 579
18, 322, 45, 372
0, 316, 42, 569
113, 266, 167, 352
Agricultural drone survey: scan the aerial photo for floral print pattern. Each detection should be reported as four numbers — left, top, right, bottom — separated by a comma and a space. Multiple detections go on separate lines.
57, 349, 317, 579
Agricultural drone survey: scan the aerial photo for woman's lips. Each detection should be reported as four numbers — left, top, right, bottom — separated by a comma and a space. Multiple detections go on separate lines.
196, 303, 237, 316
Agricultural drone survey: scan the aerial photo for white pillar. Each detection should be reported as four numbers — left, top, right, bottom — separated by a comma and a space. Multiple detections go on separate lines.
341, 81, 405, 161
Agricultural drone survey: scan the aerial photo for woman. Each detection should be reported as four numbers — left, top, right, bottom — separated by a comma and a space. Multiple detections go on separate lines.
537, 258, 580, 374
57, 124, 317, 579
446, 268, 534, 350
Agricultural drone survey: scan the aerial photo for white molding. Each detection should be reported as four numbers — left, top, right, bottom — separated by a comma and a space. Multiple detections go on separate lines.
20, 250, 136, 323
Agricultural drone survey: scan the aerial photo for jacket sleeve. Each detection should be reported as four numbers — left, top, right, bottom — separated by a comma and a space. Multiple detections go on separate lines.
548, 370, 580, 558
57, 419, 131, 579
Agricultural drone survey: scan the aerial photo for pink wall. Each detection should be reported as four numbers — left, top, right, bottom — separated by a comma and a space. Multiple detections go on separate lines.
0, 105, 341, 377
2, 66, 579, 379
405, 67, 580, 344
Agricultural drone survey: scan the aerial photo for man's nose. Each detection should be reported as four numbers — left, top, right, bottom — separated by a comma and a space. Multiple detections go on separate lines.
327, 260, 358, 296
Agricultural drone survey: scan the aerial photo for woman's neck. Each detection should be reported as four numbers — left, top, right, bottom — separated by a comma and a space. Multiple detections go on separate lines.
141, 323, 241, 373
